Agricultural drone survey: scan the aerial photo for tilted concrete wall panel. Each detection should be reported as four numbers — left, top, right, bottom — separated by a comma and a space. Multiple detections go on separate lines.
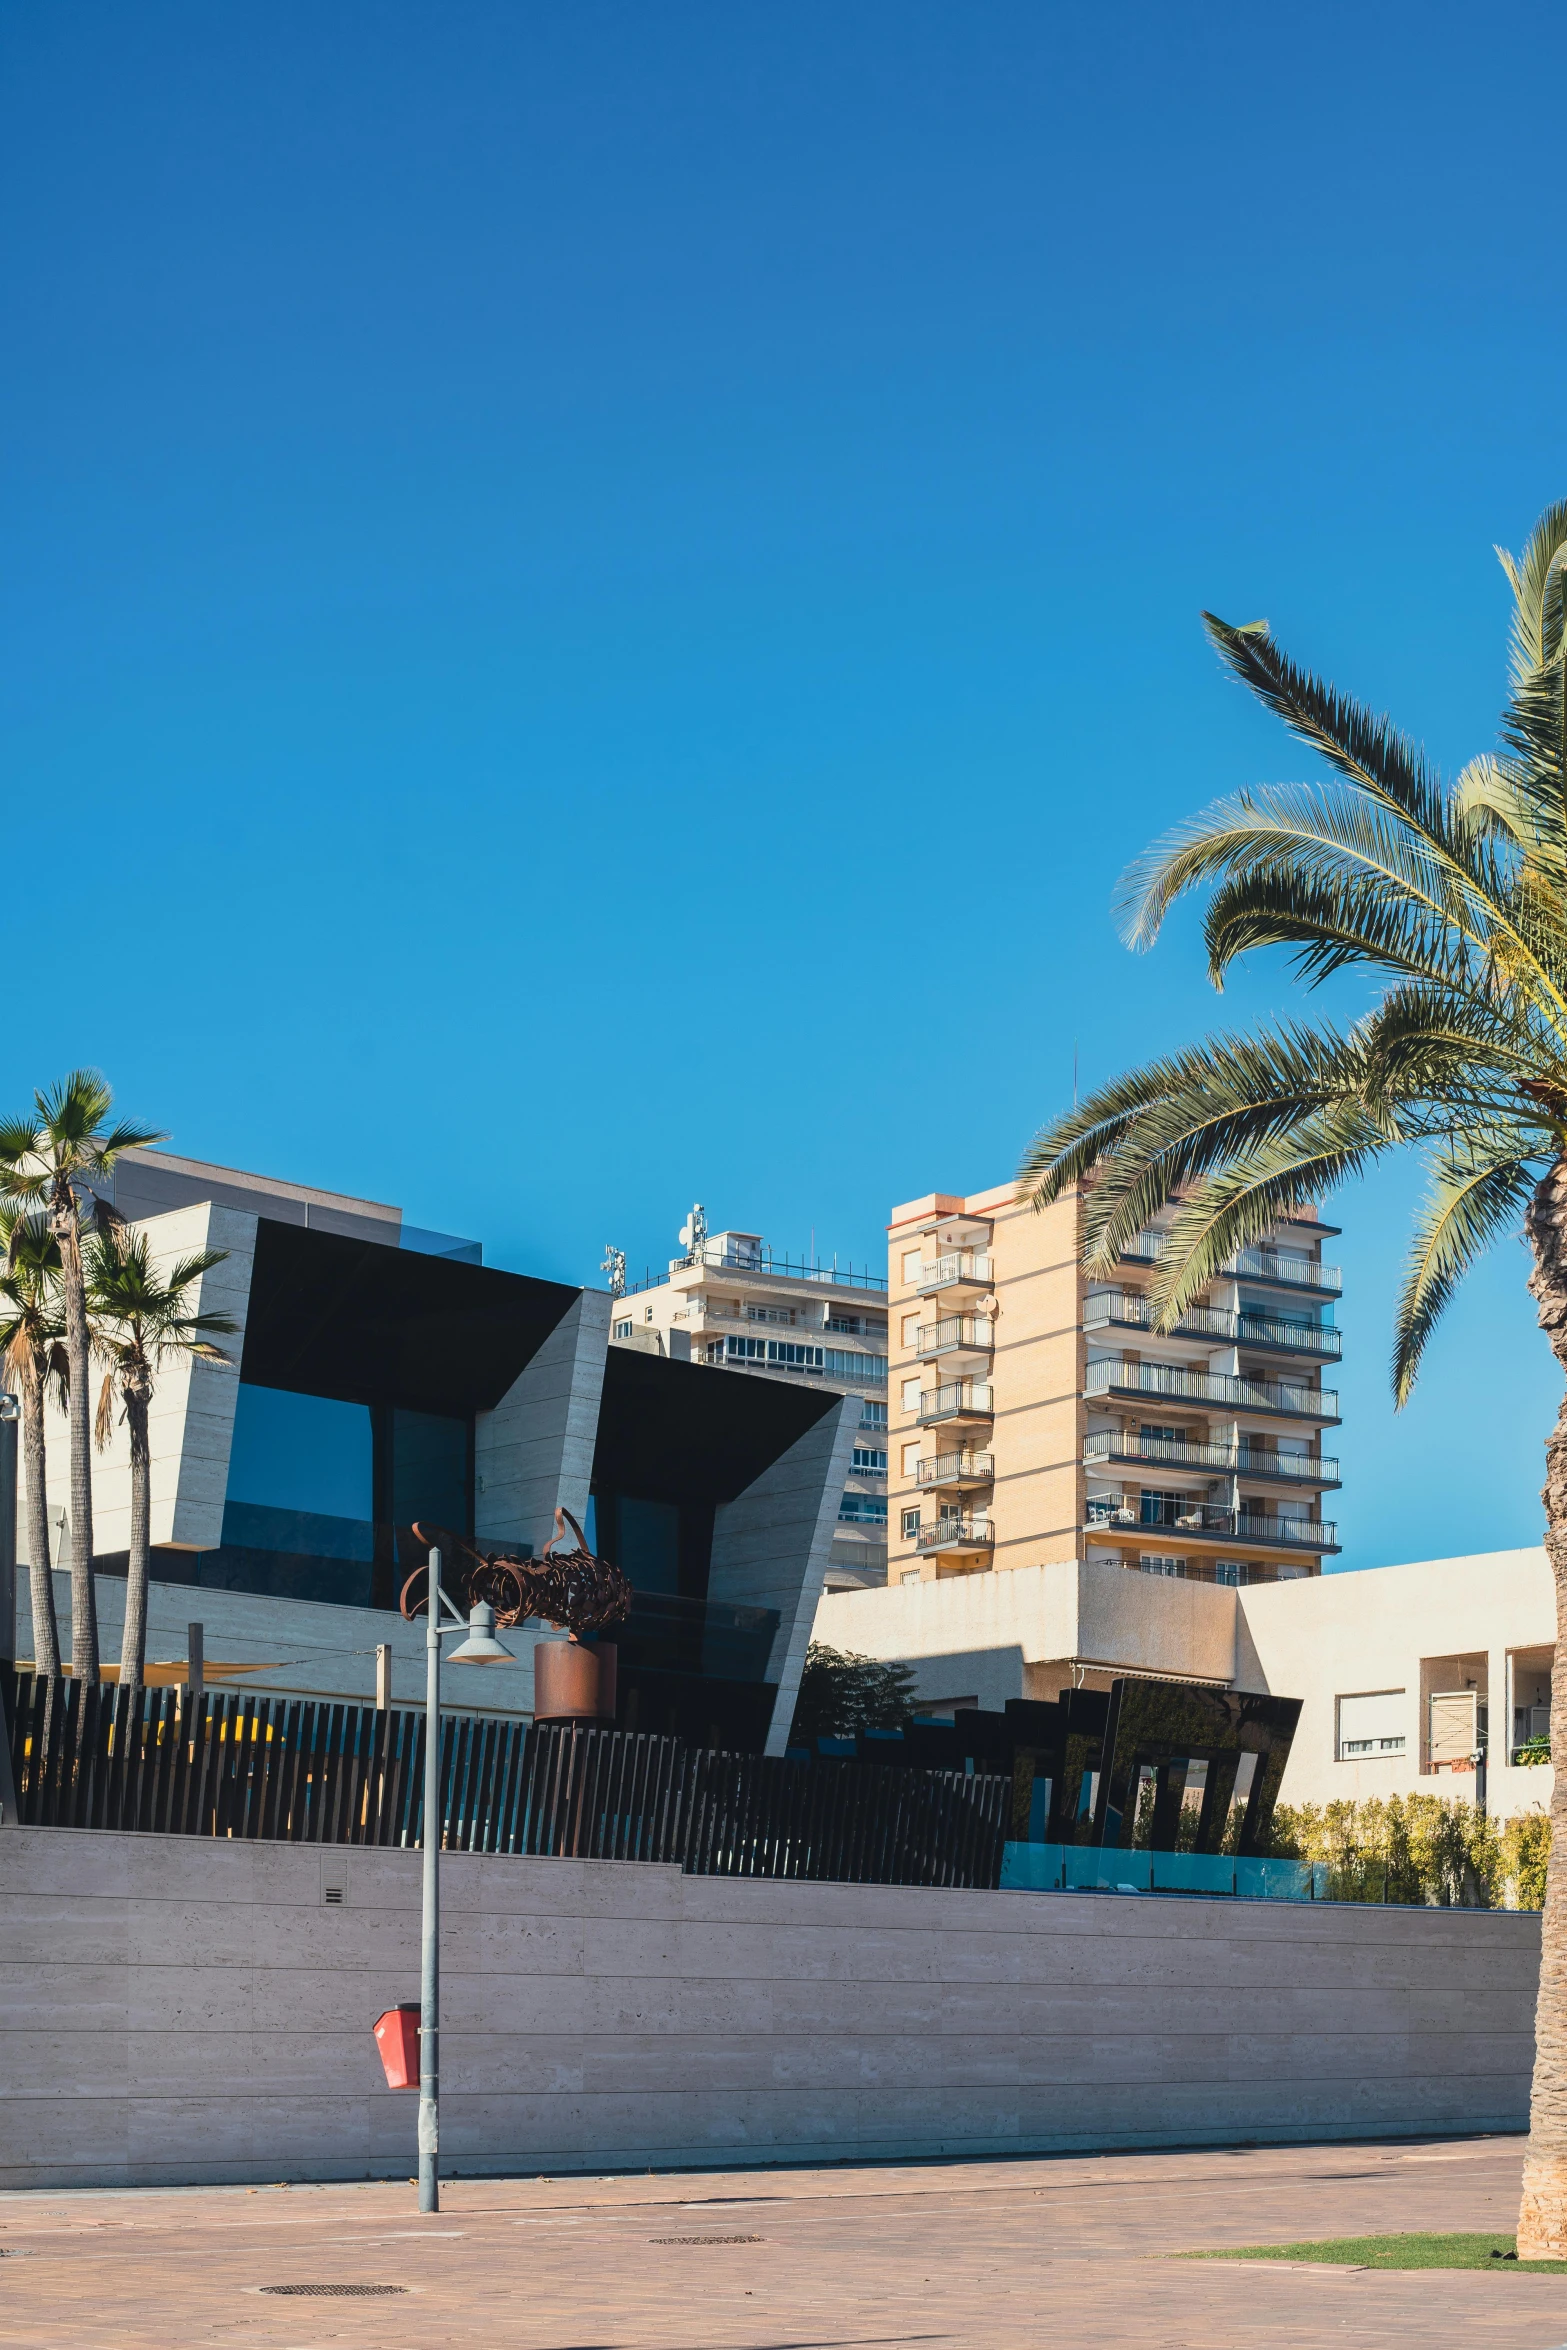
708, 1393, 856, 1753
19, 1202, 257, 1573
475, 1290, 611, 1555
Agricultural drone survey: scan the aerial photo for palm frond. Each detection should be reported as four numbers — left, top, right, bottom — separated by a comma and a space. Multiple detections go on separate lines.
1148, 1105, 1395, 1322
1201, 614, 1448, 834
1035, 498, 1567, 1408
1392, 1149, 1536, 1403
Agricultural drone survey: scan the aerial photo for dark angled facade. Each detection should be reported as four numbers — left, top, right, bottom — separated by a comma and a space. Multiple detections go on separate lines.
9, 1151, 855, 1750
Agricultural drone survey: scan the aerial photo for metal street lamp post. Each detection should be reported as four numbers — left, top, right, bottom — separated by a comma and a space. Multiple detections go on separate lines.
418, 1547, 513, 2215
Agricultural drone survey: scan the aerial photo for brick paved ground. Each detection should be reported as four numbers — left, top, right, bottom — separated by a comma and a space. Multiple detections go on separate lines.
1, 2134, 1563, 2350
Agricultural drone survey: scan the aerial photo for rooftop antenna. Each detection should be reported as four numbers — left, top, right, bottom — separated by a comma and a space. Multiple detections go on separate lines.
677, 1203, 707, 1265
600, 1245, 626, 1298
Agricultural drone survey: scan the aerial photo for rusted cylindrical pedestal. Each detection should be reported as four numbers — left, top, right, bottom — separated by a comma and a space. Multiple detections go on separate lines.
533, 1639, 618, 1723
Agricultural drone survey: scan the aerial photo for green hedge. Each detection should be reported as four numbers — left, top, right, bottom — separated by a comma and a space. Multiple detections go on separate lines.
1262, 1793, 1549, 1909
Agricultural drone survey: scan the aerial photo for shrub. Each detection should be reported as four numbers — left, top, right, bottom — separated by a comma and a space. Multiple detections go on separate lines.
788, 1642, 918, 1745
1267, 1793, 1545, 1907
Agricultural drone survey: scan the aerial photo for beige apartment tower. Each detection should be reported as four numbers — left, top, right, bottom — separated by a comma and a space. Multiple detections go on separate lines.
887, 1182, 1340, 1590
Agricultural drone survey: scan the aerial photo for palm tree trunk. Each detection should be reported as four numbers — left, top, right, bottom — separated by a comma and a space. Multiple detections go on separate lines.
50, 1203, 97, 1684
118, 1382, 150, 1698
1518, 1158, 1567, 2257
19, 1372, 60, 1681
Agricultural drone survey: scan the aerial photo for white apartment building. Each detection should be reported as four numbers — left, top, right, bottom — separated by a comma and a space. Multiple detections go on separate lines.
816, 1546, 1556, 1816
609, 1210, 889, 1587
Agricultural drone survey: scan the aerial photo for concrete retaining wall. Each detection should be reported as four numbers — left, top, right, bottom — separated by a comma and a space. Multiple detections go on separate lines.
0, 1828, 1538, 2189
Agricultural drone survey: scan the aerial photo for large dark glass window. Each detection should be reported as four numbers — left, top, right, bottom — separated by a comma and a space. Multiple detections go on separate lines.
613, 1497, 682, 1595
386, 1407, 471, 1536
223, 1383, 374, 1565
203, 1382, 473, 1610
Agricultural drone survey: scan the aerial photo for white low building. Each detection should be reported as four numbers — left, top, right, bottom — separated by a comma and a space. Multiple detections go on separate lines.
814, 1547, 1557, 1816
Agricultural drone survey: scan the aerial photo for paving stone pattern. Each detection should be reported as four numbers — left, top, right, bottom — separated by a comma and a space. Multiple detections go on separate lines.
0, 2137, 1560, 2349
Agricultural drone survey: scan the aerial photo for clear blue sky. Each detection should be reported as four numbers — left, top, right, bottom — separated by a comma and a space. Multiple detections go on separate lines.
4, 3, 1564, 1571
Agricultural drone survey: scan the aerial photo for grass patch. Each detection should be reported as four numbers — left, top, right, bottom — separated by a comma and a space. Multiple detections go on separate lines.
1184, 2233, 1565, 2273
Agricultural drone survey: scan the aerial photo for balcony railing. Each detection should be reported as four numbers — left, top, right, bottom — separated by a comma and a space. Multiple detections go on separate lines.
1229, 1248, 1342, 1293
914, 1515, 993, 1554
1085, 1359, 1338, 1420
915, 1251, 993, 1295
1116, 1230, 1340, 1294
917, 1450, 995, 1489
1085, 1496, 1337, 1551
626, 1245, 887, 1297
1083, 1293, 1341, 1359
914, 1314, 993, 1359
1082, 1432, 1339, 1485
917, 1379, 994, 1424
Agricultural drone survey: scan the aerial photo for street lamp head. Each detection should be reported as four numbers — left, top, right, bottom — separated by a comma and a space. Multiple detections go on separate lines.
447, 1599, 513, 1666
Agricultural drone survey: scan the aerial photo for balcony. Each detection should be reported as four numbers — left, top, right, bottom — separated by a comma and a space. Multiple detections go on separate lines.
1082, 1432, 1340, 1487
914, 1514, 994, 1557
1084, 1495, 1338, 1553
915, 1251, 994, 1300
1085, 1359, 1338, 1422
1083, 1293, 1341, 1360
1116, 1230, 1341, 1294
914, 1314, 993, 1369
917, 1450, 995, 1491
1229, 1247, 1341, 1294
917, 1379, 994, 1427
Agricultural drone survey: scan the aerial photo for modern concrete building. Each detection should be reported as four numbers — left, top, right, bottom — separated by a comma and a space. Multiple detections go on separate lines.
886, 1180, 1340, 1589
609, 1208, 889, 1588
815, 1545, 1557, 1817
4, 1151, 855, 1753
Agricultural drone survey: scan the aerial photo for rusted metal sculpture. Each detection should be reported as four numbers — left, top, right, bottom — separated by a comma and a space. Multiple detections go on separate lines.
399, 1509, 632, 1643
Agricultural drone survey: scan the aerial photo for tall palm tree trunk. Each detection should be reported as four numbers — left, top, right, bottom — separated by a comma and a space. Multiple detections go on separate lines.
19, 1373, 60, 1681
118, 1381, 151, 1698
1519, 1159, 1567, 2257
51, 1209, 97, 1684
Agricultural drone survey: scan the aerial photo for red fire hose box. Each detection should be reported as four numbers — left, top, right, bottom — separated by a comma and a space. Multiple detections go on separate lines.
373, 2004, 421, 2090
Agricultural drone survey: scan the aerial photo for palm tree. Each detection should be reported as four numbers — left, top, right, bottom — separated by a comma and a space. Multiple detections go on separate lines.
0, 1210, 68, 1681
88, 1225, 235, 1698
0, 1074, 166, 1684
1019, 496, 1567, 2258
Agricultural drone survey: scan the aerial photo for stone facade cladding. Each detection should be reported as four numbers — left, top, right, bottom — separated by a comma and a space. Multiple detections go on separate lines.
0, 1827, 1536, 2188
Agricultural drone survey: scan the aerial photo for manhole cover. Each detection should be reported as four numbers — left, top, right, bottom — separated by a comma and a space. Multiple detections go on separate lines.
259, 2284, 409, 2297
650, 2234, 765, 2245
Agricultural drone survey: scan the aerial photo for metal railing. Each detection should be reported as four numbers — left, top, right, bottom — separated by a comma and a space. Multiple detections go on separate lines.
917, 1380, 994, 1423
915, 1515, 994, 1553
915, 1252, 993, 1293
1085, 1496, 1337, 1550
626, 1246, 887, 1297
706, 1340, 887, 1390
1084, 1293, 1341, 1358
1117, 1230, 1340, 1294
1229, 1248, 1341, 1293
914, 1314, 993, 1358
1084, 1359, 1338, 1419
1, 1674, 1008, 1890
917, 1451, 995, 1488
1082, 1432, 1339, 1484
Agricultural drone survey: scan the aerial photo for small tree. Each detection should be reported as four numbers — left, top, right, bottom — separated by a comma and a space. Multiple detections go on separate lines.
0, 1209, 68, 1680
789, 1642, 919, 1745
0, 1074, 165, 1683
88, 1227, 234, 1696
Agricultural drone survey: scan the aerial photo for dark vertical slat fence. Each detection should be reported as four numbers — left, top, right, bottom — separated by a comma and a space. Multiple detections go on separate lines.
0, 1667, 1008, 1890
